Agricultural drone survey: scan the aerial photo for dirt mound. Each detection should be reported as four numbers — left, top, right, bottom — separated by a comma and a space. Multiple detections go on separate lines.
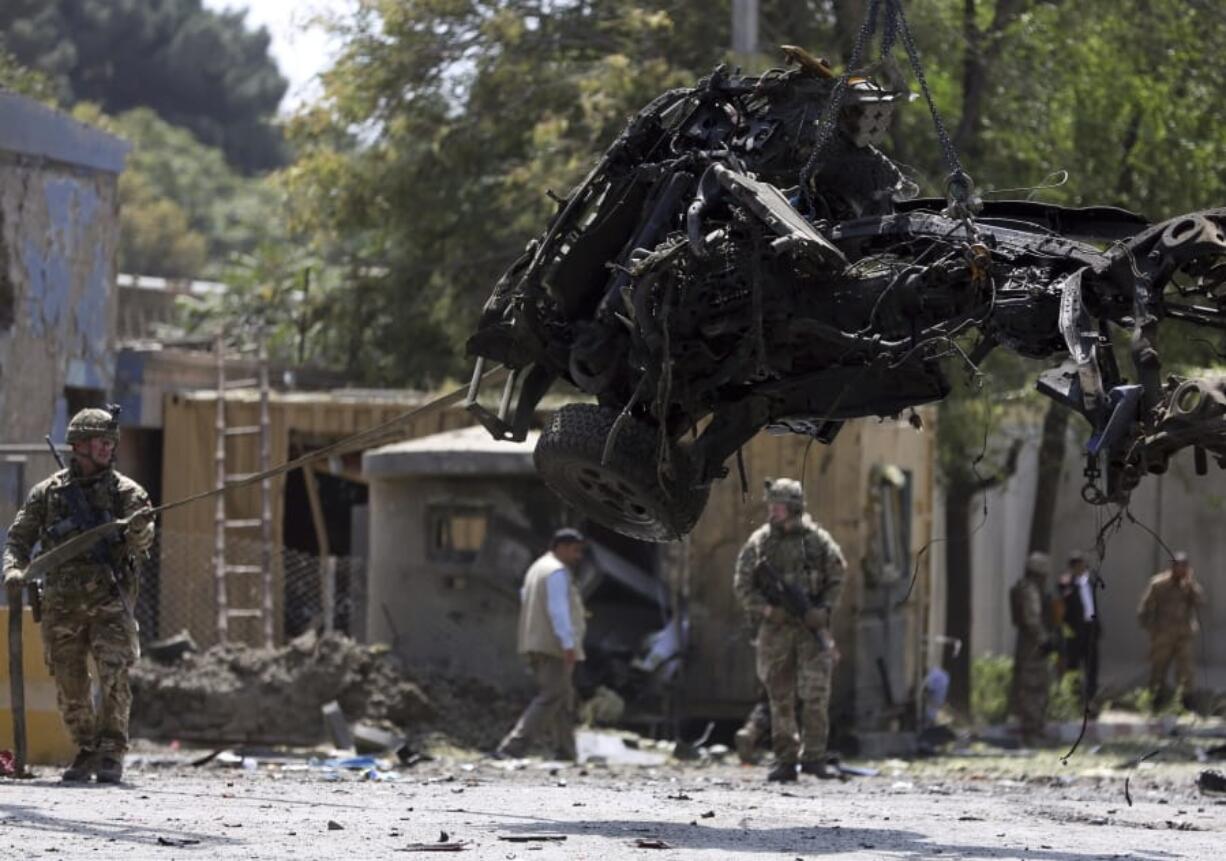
132, 632, 436, 746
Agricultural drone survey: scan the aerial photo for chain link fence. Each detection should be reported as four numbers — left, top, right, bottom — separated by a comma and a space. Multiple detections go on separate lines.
135, 530, 365, 649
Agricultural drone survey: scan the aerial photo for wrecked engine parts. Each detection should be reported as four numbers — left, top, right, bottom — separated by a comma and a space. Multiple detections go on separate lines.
465, 58, 1226, 542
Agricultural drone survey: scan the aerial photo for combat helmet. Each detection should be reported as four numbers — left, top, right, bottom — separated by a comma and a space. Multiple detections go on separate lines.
764, 477, 805, 511
1025, 551, 1052, 578
66, 406, 120, 445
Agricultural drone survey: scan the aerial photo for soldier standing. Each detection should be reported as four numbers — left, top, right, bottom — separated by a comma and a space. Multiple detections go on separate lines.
733, 478, 846, 783
1009, 551, 1055, 745
1137, 550, 1206, 705
2, 408, 154, 784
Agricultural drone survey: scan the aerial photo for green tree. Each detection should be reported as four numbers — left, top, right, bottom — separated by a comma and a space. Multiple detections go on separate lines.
0, 0, 287, 172
74, 104, 283, 278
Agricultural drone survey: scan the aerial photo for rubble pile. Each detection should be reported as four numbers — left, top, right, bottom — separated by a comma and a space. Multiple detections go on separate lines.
131, 631, 513, 747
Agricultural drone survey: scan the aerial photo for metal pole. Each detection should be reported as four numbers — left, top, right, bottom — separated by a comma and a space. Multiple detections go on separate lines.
322, 556, 336, 635
731, 0, 759, 56
214, 333, 229, 643
259, 328, 274, 647
7, 584, 27, 776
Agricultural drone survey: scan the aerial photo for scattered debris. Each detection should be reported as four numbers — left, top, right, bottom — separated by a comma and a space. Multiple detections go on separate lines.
354, 722, 407, 755
132, 632, 518, 748
146, 630, 198, 664
837, 764, 879, 778
497, 835, 568, 842
632, 838, 672, 849
397, 844, 469, 853
322, 701, 356, 750
1198, 770, 1226, 796
700, 811, 715, 819
155, 837, 201, 847
327, 820, 344, 831
576, 731, 667, 767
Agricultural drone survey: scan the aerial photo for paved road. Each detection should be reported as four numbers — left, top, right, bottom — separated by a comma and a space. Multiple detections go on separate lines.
1, 749, 1222, 859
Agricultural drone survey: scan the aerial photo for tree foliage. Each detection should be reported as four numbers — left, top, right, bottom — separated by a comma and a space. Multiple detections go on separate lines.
275, 0, 1226, 390
0, 0, 287, 172
73, 104, 283, 279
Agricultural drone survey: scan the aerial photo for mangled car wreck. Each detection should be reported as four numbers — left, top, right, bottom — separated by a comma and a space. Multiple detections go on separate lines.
465, 52, 1226, 542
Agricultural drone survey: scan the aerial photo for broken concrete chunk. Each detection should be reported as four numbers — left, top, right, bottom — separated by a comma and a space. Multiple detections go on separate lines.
353, 722, 406, 754
322, 701, 355, 751
1198, 769, 1226, 796
146, 630, 197, 664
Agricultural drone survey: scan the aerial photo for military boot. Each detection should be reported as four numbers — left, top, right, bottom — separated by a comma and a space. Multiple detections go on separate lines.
766, 761, 797, 783
95, 755, 124, 785
61, 749, 96, 782
800, 757, 840, 779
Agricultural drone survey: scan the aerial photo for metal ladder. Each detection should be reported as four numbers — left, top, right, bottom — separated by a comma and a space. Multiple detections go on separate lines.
212, 330, 273, 646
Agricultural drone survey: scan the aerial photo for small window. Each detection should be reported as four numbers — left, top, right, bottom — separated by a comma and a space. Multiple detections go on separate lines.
426, 505, 489, 563
866, 465, 912, 586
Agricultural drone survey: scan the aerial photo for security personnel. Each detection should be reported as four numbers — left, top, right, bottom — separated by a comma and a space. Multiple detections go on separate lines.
1010, 551, 1055, 745
3, 408, 154, 783
733, 478, 846, 782
1138, 551, 1206, 704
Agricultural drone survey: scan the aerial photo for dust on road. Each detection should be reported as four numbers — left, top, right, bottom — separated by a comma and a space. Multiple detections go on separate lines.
1, 743, 1222, 859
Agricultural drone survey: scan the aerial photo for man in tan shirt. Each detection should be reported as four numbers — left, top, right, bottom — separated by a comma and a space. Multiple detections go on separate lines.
1138, 550, 1207, 703
495, 528, 587, 760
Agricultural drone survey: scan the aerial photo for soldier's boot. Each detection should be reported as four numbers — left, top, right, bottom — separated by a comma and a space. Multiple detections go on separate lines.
734, 727, 759, 765
800, 757, 840, 779
766, 761, 797, 783
95, 755, 124, 785
61, 749, 96, 783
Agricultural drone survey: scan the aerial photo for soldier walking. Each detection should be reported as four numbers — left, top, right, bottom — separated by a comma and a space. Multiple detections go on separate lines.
3, 408, 154, 783
1010, 552, 1055, 746
733, 478, 846, 783
1137, 550, 1206, 705
496, 528, 588, 761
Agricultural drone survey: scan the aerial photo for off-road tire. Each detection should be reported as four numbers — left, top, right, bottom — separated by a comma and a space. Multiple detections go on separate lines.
534, 403, 710, 542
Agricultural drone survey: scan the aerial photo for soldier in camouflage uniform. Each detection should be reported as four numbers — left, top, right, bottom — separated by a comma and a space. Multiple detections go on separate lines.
1138, 550, 1206, 705
1009, 552, 1055, 745
3, 408, 154, 784
734, 478, 846, 782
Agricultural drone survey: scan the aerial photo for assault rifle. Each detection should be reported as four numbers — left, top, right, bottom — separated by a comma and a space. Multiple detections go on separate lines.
753, 558, 829, 652
42, 435, 138, 629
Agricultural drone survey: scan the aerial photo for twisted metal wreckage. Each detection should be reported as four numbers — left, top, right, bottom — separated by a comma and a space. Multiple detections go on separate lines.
463, 44, 1226, 543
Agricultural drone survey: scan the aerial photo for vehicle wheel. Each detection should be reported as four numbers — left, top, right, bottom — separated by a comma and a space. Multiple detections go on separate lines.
534, 403, 710, 542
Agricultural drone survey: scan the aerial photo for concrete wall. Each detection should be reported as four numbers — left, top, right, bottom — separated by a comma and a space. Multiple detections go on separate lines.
366, 475, 560, 692
0, 94, 126, 528
971, 420, 1226, 690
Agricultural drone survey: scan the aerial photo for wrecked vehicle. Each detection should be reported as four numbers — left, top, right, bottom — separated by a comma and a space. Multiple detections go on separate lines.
464, 54, 1226, 542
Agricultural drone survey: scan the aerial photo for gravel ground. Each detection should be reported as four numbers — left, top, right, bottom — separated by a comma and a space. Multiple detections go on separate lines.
1, 740, 1223, 859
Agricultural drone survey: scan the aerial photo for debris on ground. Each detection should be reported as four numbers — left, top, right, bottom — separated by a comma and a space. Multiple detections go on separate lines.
576, 730, 667, 767
131, 632, 518, 748
398, 843, 470, 853
327, 820, 344, 831
497, 834, 568, 842
155, 836, 201, 847
1199, 769, 1226, 796
146, 630, 198, 664
633, 838, 673, 849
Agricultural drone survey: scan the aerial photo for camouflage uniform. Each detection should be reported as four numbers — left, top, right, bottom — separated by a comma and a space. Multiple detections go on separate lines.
734, 486, 846, 769
3, 418, 153, 763
1137, 564, 1206, 696
1009, 552, 1053, 742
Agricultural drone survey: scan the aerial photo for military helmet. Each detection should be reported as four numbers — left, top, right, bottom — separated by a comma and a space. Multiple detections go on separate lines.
1025, 551, 1052, 578
66, 407, 120, 445
764, 477, 805, 509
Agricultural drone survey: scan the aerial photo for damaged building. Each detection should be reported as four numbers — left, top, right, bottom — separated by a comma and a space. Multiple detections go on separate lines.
362, 414, 938, 747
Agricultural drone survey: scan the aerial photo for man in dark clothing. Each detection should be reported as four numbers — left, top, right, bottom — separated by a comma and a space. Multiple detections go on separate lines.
1059, 551, 1101, 707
